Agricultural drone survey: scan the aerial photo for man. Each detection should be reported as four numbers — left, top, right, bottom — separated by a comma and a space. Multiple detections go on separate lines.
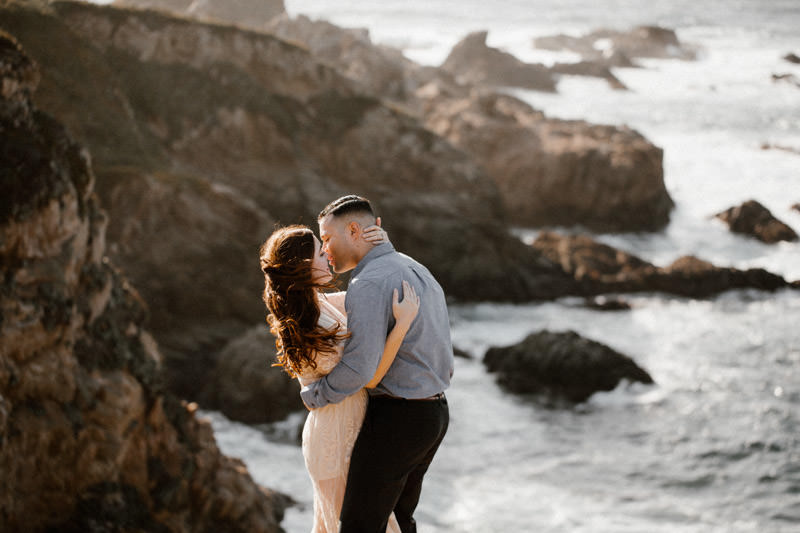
300, 195, 453, 533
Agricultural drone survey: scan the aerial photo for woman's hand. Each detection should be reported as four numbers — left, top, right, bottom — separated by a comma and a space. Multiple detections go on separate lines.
392, 280, 420, 330
362, 217, 389, 246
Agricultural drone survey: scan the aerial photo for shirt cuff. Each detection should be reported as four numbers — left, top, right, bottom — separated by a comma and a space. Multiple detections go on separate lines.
300, 384, 321, 409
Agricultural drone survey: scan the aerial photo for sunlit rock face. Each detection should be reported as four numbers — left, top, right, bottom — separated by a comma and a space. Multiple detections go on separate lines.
0, 31, 287, 533
421, 91, 674, 232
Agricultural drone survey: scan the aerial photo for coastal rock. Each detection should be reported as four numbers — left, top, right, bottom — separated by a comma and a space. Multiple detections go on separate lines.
792, 203, 800, 213
114, 0, 286, 30
95, 169, 275, 399
532, 231, 793, 297
199, 326, 303, 424
441, 31, 557, 92
783, 52, 800, 64
422, 91, 673, 231
484, 330, 654, 403
266, 13, 415, 99
714, 200, 798, 243
1, 1, 579, 410
550, 60, 628, 90
533, 25, 697, 61
0, 31, 286, 532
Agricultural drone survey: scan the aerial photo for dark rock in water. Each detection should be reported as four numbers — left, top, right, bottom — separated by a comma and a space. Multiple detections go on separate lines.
483, 330, 654, 403
0, 30, 286, 533
585, 296, 631, 311
783, 52, 800, 64
771, 72, 800, 88
532, 231, 793, 297
551, 60, 628, 90
453, 346, 472, 359
714, 200, 798, 244
533, 25, 697, 61
199, 326, 303, 424
792, 203, 800, 213
442, 31, 557, 91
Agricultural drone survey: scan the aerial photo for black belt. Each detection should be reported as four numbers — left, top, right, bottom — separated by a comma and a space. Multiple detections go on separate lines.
371, 392, 446, 401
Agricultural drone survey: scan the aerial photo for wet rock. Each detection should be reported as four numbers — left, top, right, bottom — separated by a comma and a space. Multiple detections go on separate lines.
783, 52, 800, 64
532, 231, 793, 297
771, 72, 800, 88
484, 330, 654, 403
441, 31, 557, 91
792, 203, 800, 213
551, 60, 628, 90
584, 296, 631, 311
422, 91, 673, 231
0, 31, 286, 533
714, 200, 798, 243
533, 25, 697, 61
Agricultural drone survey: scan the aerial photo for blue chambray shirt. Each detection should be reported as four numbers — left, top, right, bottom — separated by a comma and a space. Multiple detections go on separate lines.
300, 243, 454, 408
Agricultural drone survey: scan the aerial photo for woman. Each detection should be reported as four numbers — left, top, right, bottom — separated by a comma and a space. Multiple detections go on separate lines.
259, 224, 417, 533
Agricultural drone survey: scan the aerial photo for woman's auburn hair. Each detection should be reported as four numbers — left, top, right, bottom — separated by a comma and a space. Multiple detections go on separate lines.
259, 225, 348, 377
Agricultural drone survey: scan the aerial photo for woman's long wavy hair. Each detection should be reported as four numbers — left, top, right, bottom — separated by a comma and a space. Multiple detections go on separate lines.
259, 225, 348, 377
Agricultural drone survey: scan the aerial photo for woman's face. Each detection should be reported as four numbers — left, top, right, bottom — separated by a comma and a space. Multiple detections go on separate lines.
311, 236, 333, 284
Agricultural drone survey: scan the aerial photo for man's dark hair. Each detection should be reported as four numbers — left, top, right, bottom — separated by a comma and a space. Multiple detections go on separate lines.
318, 195, 374, 220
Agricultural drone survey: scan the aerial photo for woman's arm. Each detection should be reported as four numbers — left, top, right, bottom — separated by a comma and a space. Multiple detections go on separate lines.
365, 280, 419, 389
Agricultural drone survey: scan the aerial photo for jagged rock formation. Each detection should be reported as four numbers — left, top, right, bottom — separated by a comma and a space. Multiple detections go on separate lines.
0, 30, 287, 532
441, 31, 558, 92
532, 231, 795, 297
533, 25, 698, 62
422, 91, 673, 231
484, 330, 654, 403
714, 200, 799, 244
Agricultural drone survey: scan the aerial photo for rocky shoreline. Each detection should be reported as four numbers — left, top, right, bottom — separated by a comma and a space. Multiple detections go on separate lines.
1, 1, 798, 530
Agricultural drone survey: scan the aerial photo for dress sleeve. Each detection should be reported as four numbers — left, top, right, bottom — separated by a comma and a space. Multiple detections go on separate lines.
323, 291, 347, 315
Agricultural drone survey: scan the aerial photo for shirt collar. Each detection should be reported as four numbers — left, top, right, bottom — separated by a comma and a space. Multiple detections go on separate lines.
351, 242, 395, 278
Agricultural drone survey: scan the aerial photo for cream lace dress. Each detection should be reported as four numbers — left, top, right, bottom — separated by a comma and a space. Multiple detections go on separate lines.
298, 293, 400, 533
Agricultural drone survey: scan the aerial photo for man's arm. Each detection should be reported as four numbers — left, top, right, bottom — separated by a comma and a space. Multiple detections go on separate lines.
300, 279, 392, 408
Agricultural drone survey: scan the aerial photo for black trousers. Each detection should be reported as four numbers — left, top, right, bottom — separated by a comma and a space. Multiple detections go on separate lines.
339, 394, 449, 533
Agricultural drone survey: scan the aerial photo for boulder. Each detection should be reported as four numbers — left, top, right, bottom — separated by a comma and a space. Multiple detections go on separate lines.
714, 200, 798, 243
441, 31, 557, 92
484, 330, 654, 403
199, 326, 303, 424
422, 90, 673, 231
0, 31, 286, 532
532, 231, 793, 297
533, 25, 697, 61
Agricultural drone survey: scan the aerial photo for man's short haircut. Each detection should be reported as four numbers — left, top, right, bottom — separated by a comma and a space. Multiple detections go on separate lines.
318, 195, 375, 220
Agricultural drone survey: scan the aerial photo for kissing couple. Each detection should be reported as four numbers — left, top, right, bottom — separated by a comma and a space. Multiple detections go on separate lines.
259, 195, 454, 533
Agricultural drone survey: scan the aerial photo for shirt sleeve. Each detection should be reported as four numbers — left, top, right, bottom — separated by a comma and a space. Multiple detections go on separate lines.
300, 279, 392, 408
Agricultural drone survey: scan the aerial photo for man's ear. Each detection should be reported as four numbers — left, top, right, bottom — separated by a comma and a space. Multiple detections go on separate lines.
347, 220, 361, 238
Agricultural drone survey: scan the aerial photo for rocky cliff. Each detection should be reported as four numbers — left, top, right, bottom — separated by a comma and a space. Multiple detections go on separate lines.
1, 0, 577, 408
0, 30, 287, 532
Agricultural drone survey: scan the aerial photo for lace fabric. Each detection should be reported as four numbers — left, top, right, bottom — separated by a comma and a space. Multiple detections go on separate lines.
297, 296, 400, 533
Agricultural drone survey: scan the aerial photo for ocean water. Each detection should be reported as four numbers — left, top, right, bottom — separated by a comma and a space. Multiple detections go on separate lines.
102, 0, 799, 531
